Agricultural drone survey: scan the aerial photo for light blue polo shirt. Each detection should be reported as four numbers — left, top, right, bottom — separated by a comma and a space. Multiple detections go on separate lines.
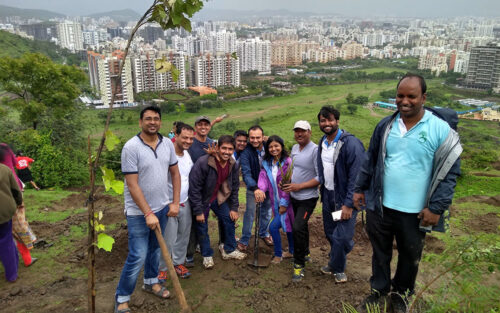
383, 111, 450, 213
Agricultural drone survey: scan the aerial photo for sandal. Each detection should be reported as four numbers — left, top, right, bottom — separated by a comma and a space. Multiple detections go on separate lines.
114, 301, 131, 313
271, 256, 282, 264
142, 284, 170, 299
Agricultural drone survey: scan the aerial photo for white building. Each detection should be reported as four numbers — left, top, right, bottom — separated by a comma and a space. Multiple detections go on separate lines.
190, 53, 240, 88
131, 51, 186, 93
236, 38, 271, 74
56, 21, 84, 51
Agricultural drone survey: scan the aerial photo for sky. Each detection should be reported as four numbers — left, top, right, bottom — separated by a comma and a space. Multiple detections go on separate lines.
0, 0, 499, 18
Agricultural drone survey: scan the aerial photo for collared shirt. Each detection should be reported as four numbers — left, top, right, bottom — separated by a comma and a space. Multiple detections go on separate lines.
121, 133, 178, 215
258, 146, 265, 168
291, 141, 319, 200
168, 151, 193, 204
321, 130, 342, 191
383, 111, 450, 213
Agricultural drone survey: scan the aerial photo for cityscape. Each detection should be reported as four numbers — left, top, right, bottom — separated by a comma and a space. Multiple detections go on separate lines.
0, 3, 499, 119
0, 2, 499, 313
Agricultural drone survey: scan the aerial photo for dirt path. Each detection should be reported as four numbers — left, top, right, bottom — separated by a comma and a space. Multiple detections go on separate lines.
2, 192, 495, 312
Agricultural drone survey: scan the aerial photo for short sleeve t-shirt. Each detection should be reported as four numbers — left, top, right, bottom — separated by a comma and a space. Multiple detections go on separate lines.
16, 157, 34, 170
168, 151, 193, 204
121, 134, 178, 215
383, 111, 450, 213
290, 141, 320, 200
188, 137, 214, 164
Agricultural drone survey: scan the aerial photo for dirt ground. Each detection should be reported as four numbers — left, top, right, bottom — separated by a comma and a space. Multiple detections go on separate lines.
0, 192, 496, 313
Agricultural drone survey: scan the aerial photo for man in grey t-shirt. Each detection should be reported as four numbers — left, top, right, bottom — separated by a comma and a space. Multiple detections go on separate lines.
282, 120, 320, 283
115, 106, 181, 313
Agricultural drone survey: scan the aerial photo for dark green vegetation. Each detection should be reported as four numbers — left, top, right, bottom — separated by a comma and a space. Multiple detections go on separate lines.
0, 53, 89, 187
0, 30, 81, 65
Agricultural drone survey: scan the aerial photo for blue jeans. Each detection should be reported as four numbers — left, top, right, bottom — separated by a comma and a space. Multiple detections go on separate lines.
116, 206, 168, 304
322, 190, 357, 273
269, 215, 294, 257
194, 200, 237, 257
239, 189, 271, 246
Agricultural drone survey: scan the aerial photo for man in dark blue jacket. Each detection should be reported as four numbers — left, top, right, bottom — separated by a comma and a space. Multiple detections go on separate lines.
316, 106, 365, 283
189, 135, 247, 269
237, 125, 272, 251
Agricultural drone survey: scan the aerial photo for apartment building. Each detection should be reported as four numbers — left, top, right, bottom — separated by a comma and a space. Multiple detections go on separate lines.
131, 51, 186, 93
418, 52, 448, 75
271, 41, 320, 66
464, 43, 500, 92
87, 50, 134, 107
190, 53, 240, 88
342, 41, 364, 59
236, 38, 271, 74
56, 21, 84, 51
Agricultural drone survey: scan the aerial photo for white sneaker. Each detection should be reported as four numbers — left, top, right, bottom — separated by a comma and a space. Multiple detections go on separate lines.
203, 256, 214, 269
222, 249, 247, 260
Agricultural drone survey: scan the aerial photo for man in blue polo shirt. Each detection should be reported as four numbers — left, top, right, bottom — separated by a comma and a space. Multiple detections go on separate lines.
354, 74, 462, 312
115, 106, 181, 313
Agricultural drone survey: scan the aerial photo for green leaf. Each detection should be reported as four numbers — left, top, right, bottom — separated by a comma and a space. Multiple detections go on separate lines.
95, 223, 105, 232
180, 16, 192, 32
98, 210, 103, 221
110, 179, 124, 195
171, 65, 180, 82
155, 58, 172, 73
97, 233, 115, 252
105, 130, 120, 151
231, 52, 238, 60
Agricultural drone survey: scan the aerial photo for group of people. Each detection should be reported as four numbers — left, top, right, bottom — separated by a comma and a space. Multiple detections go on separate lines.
114, 74, 461, 313
0, 144, 39, 284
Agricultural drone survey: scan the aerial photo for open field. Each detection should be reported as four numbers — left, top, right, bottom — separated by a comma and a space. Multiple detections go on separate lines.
354, 67, 408, 74
1, 81, 499, 312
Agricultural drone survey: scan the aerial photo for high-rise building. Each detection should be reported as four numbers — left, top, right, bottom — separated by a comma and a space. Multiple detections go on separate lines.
56, 21, 84, 51
20, 22, 57, 41
87, 50, 134, 107
131, 51, 186, 94
236, 38, 271, 74
342, 41, 364, 59
190, 53, 240, 88
464, 43, 500, 92
418, 52, 448, 76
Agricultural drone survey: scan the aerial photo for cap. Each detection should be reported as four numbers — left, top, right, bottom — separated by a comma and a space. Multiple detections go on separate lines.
195, 115, 211, 124
293, 120, 311, 131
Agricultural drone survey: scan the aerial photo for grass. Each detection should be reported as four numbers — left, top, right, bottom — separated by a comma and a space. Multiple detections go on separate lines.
22, 189, 76, 210
454, 174, 500, 199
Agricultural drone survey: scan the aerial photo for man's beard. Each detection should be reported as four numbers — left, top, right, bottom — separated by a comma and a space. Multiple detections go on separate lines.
321, 125, 338, 136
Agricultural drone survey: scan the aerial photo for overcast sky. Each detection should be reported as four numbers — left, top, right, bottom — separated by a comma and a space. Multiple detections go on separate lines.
1, 0, 499, 18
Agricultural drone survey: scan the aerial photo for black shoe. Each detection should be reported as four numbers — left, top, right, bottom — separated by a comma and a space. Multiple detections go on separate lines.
390, 292, 408, 313
358, 290, 389, 312
320, 265, 333, 275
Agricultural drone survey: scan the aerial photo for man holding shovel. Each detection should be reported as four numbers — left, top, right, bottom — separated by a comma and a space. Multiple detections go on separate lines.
115, 106, 181, 313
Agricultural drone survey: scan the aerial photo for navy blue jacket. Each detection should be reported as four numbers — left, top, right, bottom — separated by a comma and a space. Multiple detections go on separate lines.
239, 145, 262, 191
354, 109, 461, 231
317, 131, 365, 209
188, 154, 240, 216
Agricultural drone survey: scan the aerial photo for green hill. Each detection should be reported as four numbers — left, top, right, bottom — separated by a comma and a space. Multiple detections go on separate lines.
0, 4, 64, 20
0, 30, 80, 65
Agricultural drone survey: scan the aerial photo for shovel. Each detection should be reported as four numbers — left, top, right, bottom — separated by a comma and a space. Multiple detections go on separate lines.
154, 227, 191, 313
247, 202, 272, 267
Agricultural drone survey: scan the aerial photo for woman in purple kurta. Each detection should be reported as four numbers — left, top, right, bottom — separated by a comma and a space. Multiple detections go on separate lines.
254, 136, 294, 264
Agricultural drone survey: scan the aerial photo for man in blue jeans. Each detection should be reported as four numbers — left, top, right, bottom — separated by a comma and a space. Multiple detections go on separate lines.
189, 135, 246, 269
316, 106, 365, 283
237, 125, 273, 252
115, 106, 181, 313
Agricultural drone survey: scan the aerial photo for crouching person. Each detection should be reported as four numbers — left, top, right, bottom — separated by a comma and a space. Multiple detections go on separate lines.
189, 135, 246, 269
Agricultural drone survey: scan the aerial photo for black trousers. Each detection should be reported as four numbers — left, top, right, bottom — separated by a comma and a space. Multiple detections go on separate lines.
366, 207, 426, 295
291, 197, 318, 267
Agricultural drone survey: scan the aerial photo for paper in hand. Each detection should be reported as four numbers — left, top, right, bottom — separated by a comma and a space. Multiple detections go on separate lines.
331, 210, 342, 221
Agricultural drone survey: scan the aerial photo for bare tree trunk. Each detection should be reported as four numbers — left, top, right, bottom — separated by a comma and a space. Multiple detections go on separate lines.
87, 136, 96, 313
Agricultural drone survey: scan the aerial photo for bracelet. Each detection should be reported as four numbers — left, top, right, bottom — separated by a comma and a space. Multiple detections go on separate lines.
144, 210, 153, 218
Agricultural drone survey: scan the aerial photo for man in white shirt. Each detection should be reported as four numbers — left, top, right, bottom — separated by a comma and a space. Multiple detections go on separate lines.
159, 123, 195, 280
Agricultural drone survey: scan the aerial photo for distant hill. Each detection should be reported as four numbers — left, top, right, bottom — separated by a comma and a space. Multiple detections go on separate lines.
88, 9, 141, 22
194, 8, 321, 21
0, 5, 65, 20
0, 30, 80, 65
